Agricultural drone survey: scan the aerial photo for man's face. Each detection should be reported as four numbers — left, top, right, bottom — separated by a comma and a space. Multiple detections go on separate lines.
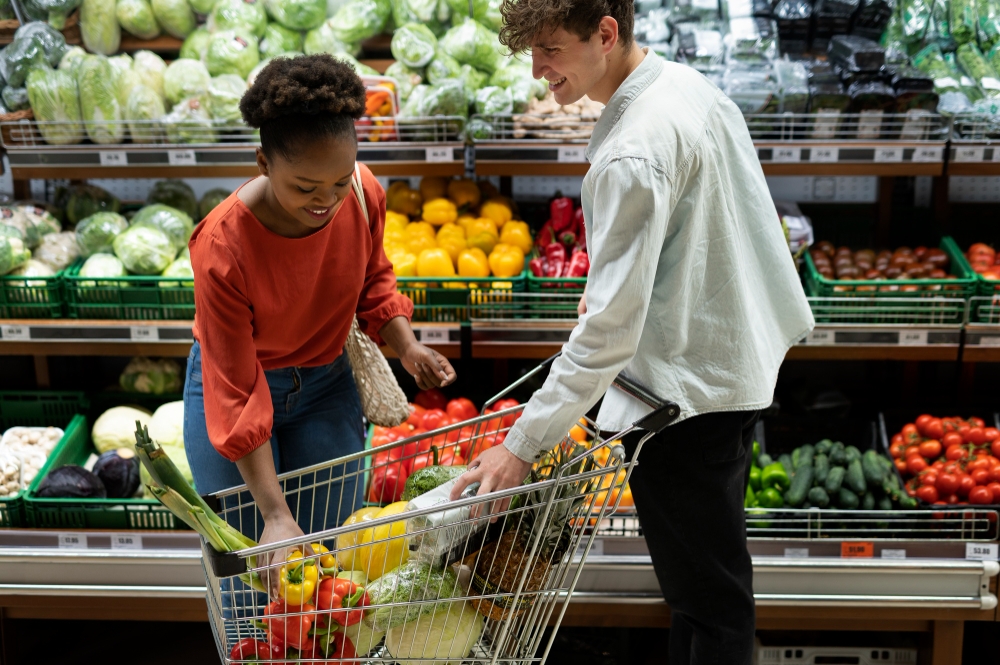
530, 26, 608, 105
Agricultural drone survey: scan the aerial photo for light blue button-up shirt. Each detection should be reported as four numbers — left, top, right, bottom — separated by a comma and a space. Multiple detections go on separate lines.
504, 49, 814, 462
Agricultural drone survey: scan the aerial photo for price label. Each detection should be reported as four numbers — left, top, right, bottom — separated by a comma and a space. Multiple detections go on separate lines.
993, 149, 1000, 163
912, 146, 943, 162
129, 326, 160, 341
784, 548, 809, 558
881, 549, 907, 559
578, 538, 604, 556
425, 147, 453, 163
899, 330, 928, 346
58, 533, 88, 549
772, 147, 801, 163
805, 329, 833, 345
841, 541, 874, 558
966, 542, 999, 560
874, 147, 903, 163
111, 533, 142, 550
419, 328, 448, 343
810, 147, 839, 163
978, 335, 1000, 347
99, 151, 127, 166
557, 146, 587, 163
1, 324, 29, 341
167, 149, 196, 166
954, 146, 985, 163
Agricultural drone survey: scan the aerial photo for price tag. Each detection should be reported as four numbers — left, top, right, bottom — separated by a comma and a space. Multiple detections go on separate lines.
99, 151, 127, 166
955, 146, 985, 163
841, 541, 874, 558
874, 147, 903, 163
557, 146, 587, 163
0, 324, 29, 341
129, 326, 160, 342
810, 147, 839, 163
167, 149, 196, 166
111, 533, 142, 550
784, 548, 809, 558
58, 533, 88, 549
772, 147, 801, 163
966, 542, 999, 560
805, 329, 833, 345
898, 330, 928, 346
993, 149, 1000, 163
425, 147, 453, 163
881, 549, 907, 559
578, 538, 604, 556
912, 146, 943, 162
978, 335, 1000, 347
419, 328, 448, 343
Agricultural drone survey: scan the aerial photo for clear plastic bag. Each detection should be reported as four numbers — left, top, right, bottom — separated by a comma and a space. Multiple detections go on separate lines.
673, 23, 725, 70
672, 0, 720, 22
774, 58, 809, 112
828, 34, 886, 73
722, 64, 777, 113
773, 0, 812, 53
724, 17, 777, 63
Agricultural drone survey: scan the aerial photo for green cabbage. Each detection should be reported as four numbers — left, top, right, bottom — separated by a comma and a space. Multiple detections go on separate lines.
444, 0, 499, 29
391, 23, 437, 68
199, 188, 230, 218
416, 79, 467, 116
34, 231, 79, 271
2, 86, 29, 111
20, 205, 61, 236
266, 0, 325, 29
0, 236, 31, 275
131, 205, 194, 253
151, 0, 196, 37
209, 0, 268, 37
125, 85, 165, 143
146, 181, 198, 222
205, 29, 260, 78
77, 55, 124, 145
188, 0, 218, 14
116, 67, 142, 108
27, 67, 83, 145
180, 26, 212, 60
132, 50, 167, 101
425, 49, 461, 84
8, 259, 55, 288
206, 73, 246, 126
78, 253, 126, 287
474, 84, 511, 114
120, 359, 183, 394
330, 0, 390, 44
457, 63, 487, 103
439, 18, 503, 74
113, 224, 175, 274
58, 45, 87, 73
390, 0, 439, 28
66, 185, 120, 225
260, 23, 304, 58
385, 601, 484, 665
303, 20, 359, 55
163, 97, 217, 143
117, 0, 161, 39
159, 257, 194, 287
384, 61, 422, 102
164, 58, 211, 105
76, 212, 128, 257
81, 0, 121, 54
0, 29, 53, 88
16, 22, 68, 67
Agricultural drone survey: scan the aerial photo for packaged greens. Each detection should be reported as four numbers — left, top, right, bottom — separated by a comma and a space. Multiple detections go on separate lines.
673, 0, 720, 22
265, 0, 326, 30
474, 85, 512, 114
829, 34, 885, 73
439, 18, 503, 74
77, 55, 124, 145
426, 49, 462, 84
26, 67, 83, 145
444, 0, 500, 30
773, 0, 812, 53
117, 0, 161, 40
937, 89, 974, 113
957, 41, 1000, 96
384, 61, 422, 102
0, 33, 52, 89
204, 29, 260, 79
888, 64, 939, 111
81, 0, 121, 55
304, 20, 359, 56
329, 0, 391, 44
188, 0, 217, 12
414, 79, 467, 116
991, 42, 1000, 73
808, 80, 850, 138
163, 97, 217, 144
1, 86, 28, 111
775, 58, 809, 112
673, 23, 725, 69
635, 8, 671, 45
951, 0, 979, 44
206, 74, 246, 126
944, 50, 986, 99
209, 0, 268, 37
978, 0, 1000, 51
457, 64, 487, 104
151, 0, 197, 38
847, 80, 895, 137
391, 0, 439, 27
853, 0, 896, 39
914, 42, 961, 90
164, 58, 211, 105
899, 0, 932, 43
724, 17, 778, 62
180, 26, 211, 60
125, 85, 165, 143
722, 65, 777, 112
391, 22, 437, 68
259, 23, 303, 59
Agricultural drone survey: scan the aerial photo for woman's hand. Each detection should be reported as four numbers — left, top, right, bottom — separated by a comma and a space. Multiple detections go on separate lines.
258, 512, 313, 598
401, 343, 456, 389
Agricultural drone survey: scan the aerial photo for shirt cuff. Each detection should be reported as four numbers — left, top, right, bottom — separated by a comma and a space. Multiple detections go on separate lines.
503, 425, 546, 463
360, 294, 414, 345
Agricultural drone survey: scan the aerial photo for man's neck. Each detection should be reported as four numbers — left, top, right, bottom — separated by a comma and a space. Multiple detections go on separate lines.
588, 45, 647, 106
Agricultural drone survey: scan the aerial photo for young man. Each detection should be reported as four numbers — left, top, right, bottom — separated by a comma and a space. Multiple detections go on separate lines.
451, 0, 814, 662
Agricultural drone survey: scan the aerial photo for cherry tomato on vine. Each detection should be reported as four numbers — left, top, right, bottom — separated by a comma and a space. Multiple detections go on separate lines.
937, 473, 960, 495
916, 485, 939, 503
923, 418, 944, 440
958, 474, 976, 497
918, 440, 942, 459
907, 456, 928, 474
969, 486, 994, 505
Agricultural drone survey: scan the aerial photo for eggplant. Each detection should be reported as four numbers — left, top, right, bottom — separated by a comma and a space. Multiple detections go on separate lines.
36, 465, 107, 499
92, 448, 140, 499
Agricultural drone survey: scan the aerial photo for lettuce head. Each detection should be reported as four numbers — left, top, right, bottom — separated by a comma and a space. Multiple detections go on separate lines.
265, 0, 325, 30
151, 0, 196, 38
164, 58, 210, 105
130, 203, 194, 252
27, 67, 83, 145
132, 50, 167, 101
113, 224, 175, 275
117, 0, 161, 40
204, 29, 260, 78
124, 84, 165, 143
180, 26, 212, 60
76, 211, 128, 257
260, 23, 304, 58
76, 55, 125, 144
206, 73, 247, 126
391, 22, 437, 68
80, 0, 121, 55
209, 0, 268, 37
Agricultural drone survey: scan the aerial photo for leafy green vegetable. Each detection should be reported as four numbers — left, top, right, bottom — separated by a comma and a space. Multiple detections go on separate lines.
384, 61, 422, 102
117, 0, 161, 40
363, 562, 461, 631
210, 0, 268, 37
207, 73, 247, 126
151, 0, 196, 38
900, 0, 932, 43
957, 42, 1000, 97
76, 212, 129, 257
0, 236, 31, 275
25, 0, 83, 29
113, 224, 175, 275
14, 22, 68, 68
58, 45, 87, 73
180, 27, 211, 61
77, 55, 125, 145
474, 85, 512, 114
160, 257, 194, 286
260, 23, 304, 58
146, 181, 198, 221
132, 50, 167, 102
390, 0, 441, 29
439, 18, 503, 74
116, 67, 143, 108
164, 58, 211, 105
124, 85, 165, 143
80, 0, 121, 55
199, 188, 231, 219
131, 204, 194, 252
0, 30, 53, 88
416, 79, 467, 116
163, 97, 217, 144
2, 86, 28, 111
26, 67, 83, 146
265, 0, 325, 30
979, 0, 1000, 51
330, 0, 390, 44
78, 252, 127, 285
304, 21, 354, 55
391, 23, 438, 68
205, 29, 260, 78
385, 601, 484, 665
457, 63, 487, 103
444, 0, 500, 29
951, 0, 979, 44
66, 185, 120, 225
425, 49, 461, 84
334, 53, 380, 76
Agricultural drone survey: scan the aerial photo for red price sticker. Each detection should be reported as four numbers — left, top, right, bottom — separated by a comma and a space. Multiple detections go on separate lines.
841, 541, 874, 558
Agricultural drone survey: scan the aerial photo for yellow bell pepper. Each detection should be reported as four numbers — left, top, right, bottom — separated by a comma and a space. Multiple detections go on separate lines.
279, 550, 319, 606
404, 222, 437, 255
336, 507, 381, 571
457, 214, 476, 231
384, 225, 405, 248
387, 247, 417, 277
447, 178, 482, 209
499, 220, 532, 255
385, 210, 409, 230
309, 542, 338, 571
419, 176, 448, 202
422, 198, 458, 227
386, 182, 423, 217
488, 243, 525, 277
436, 223, 467, 263
417, 248, 456, 276
458, 247, 490, 277
355, 501, 410, 581
479, 198, 513, 227
466, 217, 499, 254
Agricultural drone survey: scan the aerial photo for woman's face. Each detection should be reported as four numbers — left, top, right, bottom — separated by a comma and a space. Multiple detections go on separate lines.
258, 134, 359, 233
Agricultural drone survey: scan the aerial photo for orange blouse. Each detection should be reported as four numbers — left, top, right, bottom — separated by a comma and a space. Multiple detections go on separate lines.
190, 164, 413, 461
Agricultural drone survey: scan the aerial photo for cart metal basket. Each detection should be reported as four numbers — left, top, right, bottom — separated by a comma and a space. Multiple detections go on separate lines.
201, 364, 678, 664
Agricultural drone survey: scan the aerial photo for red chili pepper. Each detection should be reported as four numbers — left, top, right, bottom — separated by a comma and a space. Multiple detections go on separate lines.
544, 243, 565, 278
316, 577, 369, 627
550, 197, 574, 232
529, 256, 547, 277
265, 600, 315, 651
565, 249, 590, 278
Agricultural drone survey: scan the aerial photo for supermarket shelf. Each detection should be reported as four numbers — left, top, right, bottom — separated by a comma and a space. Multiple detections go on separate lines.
947, 144, 1000, 176
757, 142, 945, 177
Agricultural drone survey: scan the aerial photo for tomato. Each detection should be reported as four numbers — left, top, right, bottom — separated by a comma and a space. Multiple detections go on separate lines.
943, 432, 963, 448
894, 459, 908, 473
958, 474, 976, 497
901, 423, 920, 442
891, 433, 905, 446
945, 445, 967, 461
958, 425, 971, 441
924, 418, 944, 440
421, 409, 449, 431
985, 428, 1000, 442
970, 417, 986, 428
992, 440, 1000, 458
907, 456, 928, 475
446, 397, 478, 422
918, 440, 942, 459
967, 458, 990, 472
946, 493, 960, 504
916, 484, 939, 503
942, 418, 959, 433
406, 404, 426, 428
455, 426, 478, 458
414, 388, 448, 410
493, 398, 521, 429
967, 427, 988, 445
969, 486, 994, 505
989, 466, 1000, 483
390, 424, 413, 439
889, 442, 906, 458
921, 471, 939, 487
988, 482, 1000, 502
937, 473, 960, 495
437, 449, 465, 467
915, 414, 933, 434
972, 469, 991, 486
905, 446, 924, 460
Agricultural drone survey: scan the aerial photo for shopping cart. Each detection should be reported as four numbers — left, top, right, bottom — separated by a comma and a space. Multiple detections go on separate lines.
202, 357, 679, 664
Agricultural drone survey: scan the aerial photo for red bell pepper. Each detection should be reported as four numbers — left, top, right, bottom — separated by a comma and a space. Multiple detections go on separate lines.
317, 631, 358, 663
446, 397, 478, 421
368, 460, 407, 503
560, 208, 583, 247
265, 600, 315, 651
544, 243, 565, 278
529, 256, 547, 277
565, 249, 590, 278
535, 219, 557, 250
229, 638, 275, 662
315, 577, 369, 628
550, 196, 574, 232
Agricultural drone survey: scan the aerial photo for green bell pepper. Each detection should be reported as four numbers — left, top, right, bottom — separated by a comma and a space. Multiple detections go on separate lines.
752, 440, 760, 464
749, 465, 762, 492
744, 485, 757, 508
761, 462, 790, 493
757, 486, 785, 509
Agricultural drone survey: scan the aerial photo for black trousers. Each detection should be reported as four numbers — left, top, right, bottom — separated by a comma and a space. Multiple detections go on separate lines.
619, 409, 760, 665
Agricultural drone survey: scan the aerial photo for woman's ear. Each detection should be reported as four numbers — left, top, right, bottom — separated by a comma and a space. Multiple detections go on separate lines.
255, 147, 269, 177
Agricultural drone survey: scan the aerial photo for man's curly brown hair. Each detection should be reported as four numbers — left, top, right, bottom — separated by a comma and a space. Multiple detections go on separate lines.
499, 0, 634, 55
240, 54, 367, 161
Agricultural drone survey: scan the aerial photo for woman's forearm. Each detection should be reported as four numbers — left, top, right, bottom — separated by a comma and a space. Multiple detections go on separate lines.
378, 315, 419, 358
234, 441, 291, 521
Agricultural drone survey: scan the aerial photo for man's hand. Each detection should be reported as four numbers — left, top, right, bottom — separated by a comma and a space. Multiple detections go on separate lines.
400, 343, 456, 389
258, 511, 313, 599
578, 283, 587, 316
450, 444, 533, 519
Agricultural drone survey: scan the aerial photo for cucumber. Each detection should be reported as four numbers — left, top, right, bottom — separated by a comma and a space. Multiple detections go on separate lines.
784, 466, 813, 507
808, 486, 830, 507
779, 453, 795, 478
846, 459, 867, 494
845, 445, 862, 464
829, 442, 846, 466
758, 453, 773, 468
898, 494, 918, 509
825, 466, 845, 494
796, 444, 814, 470
882, 472, 902, 500
813, 453, 830, 484
792, 448, 800, 468
815, 439, 833, 455
861, 491, 875, 510
877, 495, 893, 511
838, 487, 860, 509
400, 465, 468, 501
862, 450, 885, 488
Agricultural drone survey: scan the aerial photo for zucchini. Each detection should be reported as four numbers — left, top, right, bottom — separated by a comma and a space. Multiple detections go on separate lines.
861, 450, 885, 488
825, 466, 845, 494
784, 466, 813, 507
845, 445, 862, 464
861, 491, 875, 510
846, 459, 867, 494
813, 453, 830, 484
807, 486, 830, 507
796, 444, 814, 470
838, 487, 860, 509
779, 453, 795, 478
815, 439, 832, 455
829, 442, 846, 466
758, 452, 773, 468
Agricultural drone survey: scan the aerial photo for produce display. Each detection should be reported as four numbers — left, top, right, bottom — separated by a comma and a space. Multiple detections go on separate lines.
888, 414, 1000, 505
0, 202, 67, 276
383, 177, 529, 279
119, 356, 184, 394
965, 242, 1000, 282
528, 196, 590, 282
807, 240, 961, 290
0, 426, 64, 497
745, 438, 916, 509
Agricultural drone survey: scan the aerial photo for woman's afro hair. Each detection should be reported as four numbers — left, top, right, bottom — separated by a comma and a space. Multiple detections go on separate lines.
239, 54, 367, 128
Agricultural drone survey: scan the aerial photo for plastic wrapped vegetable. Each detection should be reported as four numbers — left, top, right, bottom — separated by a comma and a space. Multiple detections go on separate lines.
125, 85, 165, 143
260, 23, 304, 59
952, 0, 979, 44
199, 188, 230, 219
58, 45, 86, 73
265, 0, 325, 29
163, 97, 217, 144
146, 180, 198, 220
385, 601, 484, 665
209, 0, 268, 37
205, 29, 260, 78
151, 0, 196, 37
77, 56, 124, 145
0, 31, 52, 88
304, 21, 358, 55
330, 0, 390, 44
392, 23, 438, 68
9, 259, 55, 287
115, 66, 142, 109
66, 185, 120, 225
457, 63, 487, 103
444, 0, 499, 28
1, 86, 28, 111
474, 85, 512, 114
384, 61, 422, 102
206, 74, 246, 126
164, 58, 211, 105
113, 224, 175, 274
0, 208, 36, 247
20, 204, 60, 237
81, 0, 121, 55
132, 51, 167, 101
0, 236, 30, 275
439, 18, 503, 74
180, 27, 212, 61
425, 50, 461, 84
78, 252, 126, 286
117, 0, 160, 39
980, 0, 1000, 51
131, 204, 194, 253
957, 42, 1000, 96
414, 79, 467, 116
391, 0, 440, 28
33, 231, 79, 270
76, 212, 128, 257
188, 0, 217, 14
23, 0, 82, 28
335, 53, 379, 76
899, 0, 932, 43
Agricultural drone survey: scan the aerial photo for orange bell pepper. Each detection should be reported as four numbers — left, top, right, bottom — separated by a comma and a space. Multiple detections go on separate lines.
419, 176, 448, 201
488, 243, 525, 277
365, 90, 391, 116
387, 182, 423, 217
447, 178, 481, 209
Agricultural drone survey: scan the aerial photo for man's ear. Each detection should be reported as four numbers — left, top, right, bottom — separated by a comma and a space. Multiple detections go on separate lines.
256, 147, 269, 176
599, 16, 620, 54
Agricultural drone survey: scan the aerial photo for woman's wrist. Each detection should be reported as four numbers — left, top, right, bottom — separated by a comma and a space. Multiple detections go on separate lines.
378, 316, 419, 358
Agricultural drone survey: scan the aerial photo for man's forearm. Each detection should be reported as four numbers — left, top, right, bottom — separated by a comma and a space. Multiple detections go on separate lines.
235, 441, 291, 521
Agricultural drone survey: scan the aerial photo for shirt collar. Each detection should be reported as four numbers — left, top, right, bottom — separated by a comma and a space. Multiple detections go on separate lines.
586, 48, 663, 161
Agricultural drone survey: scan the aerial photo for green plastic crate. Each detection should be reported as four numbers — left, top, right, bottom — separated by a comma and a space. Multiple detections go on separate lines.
0, 268, 64, 318
802, 237, 977, 299
64, 261, 194, 320
397, 273, 525, 322
0, 391, 89, 527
